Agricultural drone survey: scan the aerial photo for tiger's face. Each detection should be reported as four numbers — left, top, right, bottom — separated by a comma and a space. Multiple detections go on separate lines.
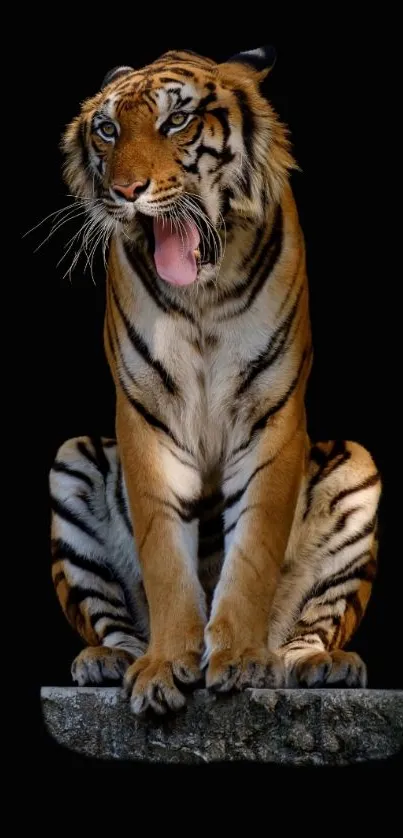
63, 47, 294, 287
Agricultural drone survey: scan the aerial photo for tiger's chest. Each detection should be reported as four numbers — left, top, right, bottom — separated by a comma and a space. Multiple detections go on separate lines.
111, 243, 292, 469
129, 307, 275, 469
157, 321, 242, 466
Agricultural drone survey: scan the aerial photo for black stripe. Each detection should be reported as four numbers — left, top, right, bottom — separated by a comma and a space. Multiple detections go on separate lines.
311, 586, 362, 611
123, 243, 195, 323
234, 88, 255, 195
52, 461, 94, 489
326, 549, 373, 585
209, 107, 230, 146
296, 623, 333, 645
223, 520, 236, 538
52, 539, 114, 582
115, 460, 133, 534
329, 472, 380, 512
123, 243, 170, 314
223, 458, 273, 512
67, 587, 124, 610
330, 551, 372, 586
285, 635, 319, 646
306, 569, 364, 608
304, 440, 347, 520
110, 281, 177, 395
223, 487, 244, 511
153, 56, 208, 71
321, 558, 377, 595
171, 492, 200, 520
181, 143, 234, 175
90, 611, 133, 630
50, 496, 103, 543
237, 284, 304, 396
250, 348, 309, 433
157, 498, 194, 523
142, 90, 156, 110
108, 295, 134, 379
91, 436, 110, 480
322, 450, 352, 482
164, 67, 196, 78
118, 373, 181, 446
309, 444, 329, 467
277, 248, 303, 318
196, 91, 217, 110
237, 208, 283, 315
126, 240, 194, 318
172, 491, 226, 522
159, 76, 185, 84
109, 305, 181, 449
240, 224, 265, 273
290, 624, 330, 645
333, 505, 361, 533
298, 559, 375, 619
78, 120, 89, 173
183, 119, 203, 147
142, 98, 154, 114
328, 514, 377, 556
217, 204, 283, 314
234, 348, 309, 456
76, 440, 99, 471
163, 49, 213, 63
218, 223, 275, 303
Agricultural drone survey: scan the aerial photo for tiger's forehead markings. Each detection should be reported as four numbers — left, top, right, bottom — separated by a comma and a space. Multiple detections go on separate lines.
101, 55, 218, 122
107, 55, 215, 98
113, 75, 208, 120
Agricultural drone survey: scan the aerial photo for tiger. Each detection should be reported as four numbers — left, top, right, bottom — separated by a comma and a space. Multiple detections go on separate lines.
49, 46, 381, 716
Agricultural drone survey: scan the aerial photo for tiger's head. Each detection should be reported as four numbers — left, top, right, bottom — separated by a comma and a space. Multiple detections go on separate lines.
62, 47, 295, 287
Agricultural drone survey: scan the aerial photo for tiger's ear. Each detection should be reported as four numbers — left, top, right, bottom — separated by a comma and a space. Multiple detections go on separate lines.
226, 46, 277, 79
101, 66, 134, 89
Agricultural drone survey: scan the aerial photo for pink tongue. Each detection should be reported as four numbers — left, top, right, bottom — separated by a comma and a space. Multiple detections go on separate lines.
153, 218, 200, 286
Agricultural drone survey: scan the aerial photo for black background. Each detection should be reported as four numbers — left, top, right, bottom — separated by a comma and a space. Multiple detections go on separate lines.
20, 19, 401, 736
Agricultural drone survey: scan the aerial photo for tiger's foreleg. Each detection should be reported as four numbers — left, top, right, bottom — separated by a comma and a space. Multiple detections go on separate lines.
204, 403, 306, 692
116, 395, 207, 715
274, 440, 381, 687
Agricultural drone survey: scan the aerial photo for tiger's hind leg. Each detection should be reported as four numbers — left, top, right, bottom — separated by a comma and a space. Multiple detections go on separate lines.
49, 435, 148, 686
270, 440, 381, 688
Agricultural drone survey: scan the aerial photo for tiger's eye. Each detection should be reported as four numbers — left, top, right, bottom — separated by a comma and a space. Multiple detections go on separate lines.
170, 113, 186, 126
98, 121, 116, 138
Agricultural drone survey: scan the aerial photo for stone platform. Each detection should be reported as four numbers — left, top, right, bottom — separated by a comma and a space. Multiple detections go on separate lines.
40, 686, 403, 766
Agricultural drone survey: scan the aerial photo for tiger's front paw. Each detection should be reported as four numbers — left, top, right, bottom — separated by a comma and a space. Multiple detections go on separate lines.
72, 646, 134, 685
204, 617, 285, 692
122, 652, 202, 716
205, 647, 285, 692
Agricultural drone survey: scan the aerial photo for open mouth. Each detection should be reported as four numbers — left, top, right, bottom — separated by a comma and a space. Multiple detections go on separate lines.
136, 207, 221, 287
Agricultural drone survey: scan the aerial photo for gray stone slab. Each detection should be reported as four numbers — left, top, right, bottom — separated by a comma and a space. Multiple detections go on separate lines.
40, 686, 403, 766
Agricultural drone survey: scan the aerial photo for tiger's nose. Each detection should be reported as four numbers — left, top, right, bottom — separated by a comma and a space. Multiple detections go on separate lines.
112, 179, 150, 201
